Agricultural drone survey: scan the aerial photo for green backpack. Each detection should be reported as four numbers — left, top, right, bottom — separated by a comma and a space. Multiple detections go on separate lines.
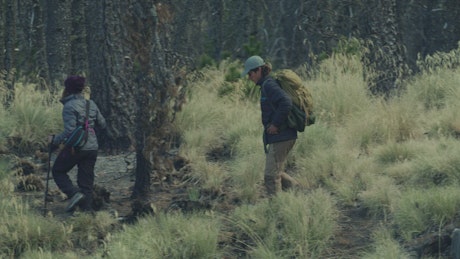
273, 69, 315, 132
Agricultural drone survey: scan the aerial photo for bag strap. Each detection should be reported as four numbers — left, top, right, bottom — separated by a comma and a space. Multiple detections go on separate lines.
84, 100, 89, 127
83, 100, 90, 143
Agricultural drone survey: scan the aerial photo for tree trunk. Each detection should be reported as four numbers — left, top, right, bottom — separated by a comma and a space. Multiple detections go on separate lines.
361, 0, 408, 95
127, 2, 177, 201
171, 0, 209, 61
85, 0, 137, 152
45, 0, 71, 90
132, 77, 152, 199
31, 0, 49, 87
18, 0, 49, 87
2, 0, 17, 107
69, 0, 87, 74
0, 0, 4, 70
210, 0, 223, 61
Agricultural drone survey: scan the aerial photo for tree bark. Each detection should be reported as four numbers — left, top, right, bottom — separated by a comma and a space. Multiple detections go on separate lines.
2, 0, 17, 107
85, 0, 136, 152
0, 0, 4, 70
120, 1, 180, 202
31, 0, 49, 87
45, 0, 71, 90
69, 0, 87, 74
210, 0, 223, 61
361, 0, 408, 95
14, 0, 49, 87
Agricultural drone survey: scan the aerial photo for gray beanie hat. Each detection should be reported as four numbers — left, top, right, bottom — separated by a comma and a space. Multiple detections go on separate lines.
241, 55, 265, 77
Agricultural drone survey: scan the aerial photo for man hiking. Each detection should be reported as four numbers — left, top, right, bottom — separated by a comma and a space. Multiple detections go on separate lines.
242, 56, 299, 196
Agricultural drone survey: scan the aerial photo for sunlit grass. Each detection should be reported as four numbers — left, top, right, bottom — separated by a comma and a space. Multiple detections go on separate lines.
392, 186, 460, 241
358, 175, 401, 219
105, 212, 221, 259
307, 54, 371, 126
408, 138, 460, 187
0, 195, 71, 257
228, 190, 337, 258
67, 212, 118, 253
3, 83, 62, 153
229, 148, 264, 202
361, 227, 410, 259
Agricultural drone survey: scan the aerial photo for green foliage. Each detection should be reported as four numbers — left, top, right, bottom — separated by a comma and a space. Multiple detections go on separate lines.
332, 37, 363, 57
223, 64, 241, 83
218, 60, 260, 101
317, 51, 330, 63
217, 81, 236, 97
242, 36, 263, 56
198, 54, 217, 69
217, 79, 260, 102
238, 79, 260, 102
416, 41, 460, 73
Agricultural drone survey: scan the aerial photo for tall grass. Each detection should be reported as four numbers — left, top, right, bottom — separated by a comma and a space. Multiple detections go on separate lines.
176, 62, 262, 195
0, 158, 14, 193
361, 227, 410, 259
0, 158, 72, 257
0, 194, 72, 257
105, 212, 221, 259
306, 54, 371, 126
228, 190, 337, 258
0, 83, 62, 153
393, 186, 460, 241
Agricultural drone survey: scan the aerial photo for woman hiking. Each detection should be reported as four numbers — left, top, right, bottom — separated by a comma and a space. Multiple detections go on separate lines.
49, 76, 106, 213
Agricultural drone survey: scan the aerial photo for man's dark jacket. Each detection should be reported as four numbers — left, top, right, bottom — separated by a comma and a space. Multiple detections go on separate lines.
258, 76, 297, 144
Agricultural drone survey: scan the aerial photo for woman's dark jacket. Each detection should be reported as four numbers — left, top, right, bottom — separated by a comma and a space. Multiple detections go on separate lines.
52, 94, 106, 151
258, 76, 297, 144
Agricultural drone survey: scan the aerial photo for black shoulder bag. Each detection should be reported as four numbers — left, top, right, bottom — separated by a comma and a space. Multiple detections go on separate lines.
64, 100, 90, 150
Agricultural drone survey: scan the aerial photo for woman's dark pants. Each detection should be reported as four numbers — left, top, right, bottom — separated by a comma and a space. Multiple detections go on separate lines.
52, 148, 98, 211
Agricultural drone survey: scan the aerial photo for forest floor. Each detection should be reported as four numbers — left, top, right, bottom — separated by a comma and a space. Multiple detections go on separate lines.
11, 150, 456, 258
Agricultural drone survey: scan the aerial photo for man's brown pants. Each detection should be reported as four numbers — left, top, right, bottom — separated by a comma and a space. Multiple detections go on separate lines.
264, 139, 296, 196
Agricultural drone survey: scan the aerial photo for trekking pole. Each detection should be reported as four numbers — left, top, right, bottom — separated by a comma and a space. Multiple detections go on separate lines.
43, 142, 52, 217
